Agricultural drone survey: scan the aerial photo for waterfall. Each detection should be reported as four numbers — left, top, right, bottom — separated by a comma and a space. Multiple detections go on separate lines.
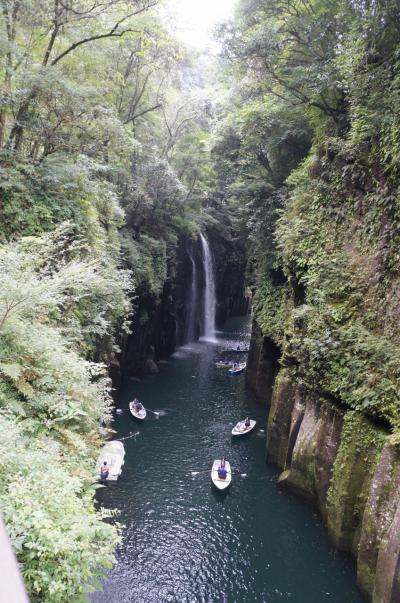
199, 233, 216, 339
185, 240, 198, 343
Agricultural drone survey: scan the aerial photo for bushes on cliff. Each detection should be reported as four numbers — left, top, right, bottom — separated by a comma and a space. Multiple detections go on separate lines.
0, 227, 131, 600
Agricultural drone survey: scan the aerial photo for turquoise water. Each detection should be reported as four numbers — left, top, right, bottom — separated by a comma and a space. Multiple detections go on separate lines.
92, 317, 364, 603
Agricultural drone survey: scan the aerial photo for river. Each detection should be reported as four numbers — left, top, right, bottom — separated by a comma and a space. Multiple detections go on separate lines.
92, 317, 364, 603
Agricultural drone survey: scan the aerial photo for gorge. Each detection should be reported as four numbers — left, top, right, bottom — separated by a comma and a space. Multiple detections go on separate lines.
1, 0, 400, 602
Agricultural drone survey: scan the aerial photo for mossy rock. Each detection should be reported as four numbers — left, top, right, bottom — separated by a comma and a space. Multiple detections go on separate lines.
326, 411, 386, 555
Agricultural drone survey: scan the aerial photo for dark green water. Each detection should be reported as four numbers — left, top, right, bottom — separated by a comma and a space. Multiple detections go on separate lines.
93, 317, 364, 603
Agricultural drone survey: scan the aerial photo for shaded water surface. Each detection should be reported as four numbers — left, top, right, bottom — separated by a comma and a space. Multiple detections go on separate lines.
93, 317, 364, 603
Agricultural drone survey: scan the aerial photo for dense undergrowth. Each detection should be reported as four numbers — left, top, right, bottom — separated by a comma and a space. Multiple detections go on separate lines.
0, 224, 130, 601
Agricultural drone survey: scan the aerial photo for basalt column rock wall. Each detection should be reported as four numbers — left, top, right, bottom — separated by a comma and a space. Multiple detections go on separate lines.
121, 234, 198, 376
247, 337, 400, 603
208, 230, 251, 325
246, 320, 281, 405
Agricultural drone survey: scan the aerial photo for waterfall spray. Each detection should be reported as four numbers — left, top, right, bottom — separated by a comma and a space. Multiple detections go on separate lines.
199, 233, 216, 339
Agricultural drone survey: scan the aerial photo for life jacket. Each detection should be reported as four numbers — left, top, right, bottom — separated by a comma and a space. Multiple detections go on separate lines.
218, 467, 227, 479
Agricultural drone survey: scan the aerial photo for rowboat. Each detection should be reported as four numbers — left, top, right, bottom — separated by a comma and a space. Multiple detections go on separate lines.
228, 363, 246, 375
129, 401, 146, 420
211, 460, 232, 490
222, 348, 250, 354
215, 361, 233, 368
232, 419, 256, 436
97, 440, 125, 481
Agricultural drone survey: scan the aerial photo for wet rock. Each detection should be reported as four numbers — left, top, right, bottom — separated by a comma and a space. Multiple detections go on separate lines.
326, 414, 385, 556
356, 444, 400, 601
277, 469, 291, 485
373, 497, 400, 603
267, 369, 297, 468
246, 321, 280, 405
109, 353, 122, 391
282, 392, 344, 515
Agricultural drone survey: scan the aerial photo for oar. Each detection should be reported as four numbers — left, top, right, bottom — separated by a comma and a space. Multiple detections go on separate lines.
145, 408, 160, 416
190, 468, 247, 477
190, 469, 210, 476
117, 431, 139, 441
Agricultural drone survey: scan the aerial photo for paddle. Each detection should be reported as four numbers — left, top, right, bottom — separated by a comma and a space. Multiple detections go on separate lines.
190, 468, 247, 477
117, 431, 139, 441
145, 408, 160, 416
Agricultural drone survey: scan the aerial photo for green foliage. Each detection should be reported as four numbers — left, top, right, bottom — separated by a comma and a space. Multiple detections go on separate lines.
121, 233, 167, 296
218, 0, 400, 434
0, 228, 131, 600
0, 414, 120, 603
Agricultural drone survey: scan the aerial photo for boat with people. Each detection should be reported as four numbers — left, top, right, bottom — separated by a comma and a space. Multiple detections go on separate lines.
97, 440, 125, 482
222, 347, 250, 354
228, 362, 246, 375
232, 418, 256, 436
129, 399, 147, 420
211, 459, 232, 490
215, 360, 233, 368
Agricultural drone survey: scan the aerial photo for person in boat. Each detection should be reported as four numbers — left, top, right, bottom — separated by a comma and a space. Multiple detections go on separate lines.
237, 345, 241, 351
218, 459, 227, 480
244, 417, 250, 428
218, 466, 227, 479
100, 461, 109, 482
133, 398, 142, 411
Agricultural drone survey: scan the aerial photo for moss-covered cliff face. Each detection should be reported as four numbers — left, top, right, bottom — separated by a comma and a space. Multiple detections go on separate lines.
240, 7, 400, 597
244, 52, 400, 595
244, 90, 400, 599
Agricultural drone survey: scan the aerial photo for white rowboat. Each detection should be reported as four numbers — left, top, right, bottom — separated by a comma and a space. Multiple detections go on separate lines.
211, 460, 232, 490
129, 401, 146, 420
228, 363, 246, 375
215, 361, 233, 368
97, 440, 125, 481
232, 419, 257, 436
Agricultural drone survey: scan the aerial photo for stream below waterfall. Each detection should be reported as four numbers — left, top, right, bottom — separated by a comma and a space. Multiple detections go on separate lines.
92, 317, 364, 603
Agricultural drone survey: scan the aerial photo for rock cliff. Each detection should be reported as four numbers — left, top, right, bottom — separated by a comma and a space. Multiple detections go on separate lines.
248, 330, 400, 602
